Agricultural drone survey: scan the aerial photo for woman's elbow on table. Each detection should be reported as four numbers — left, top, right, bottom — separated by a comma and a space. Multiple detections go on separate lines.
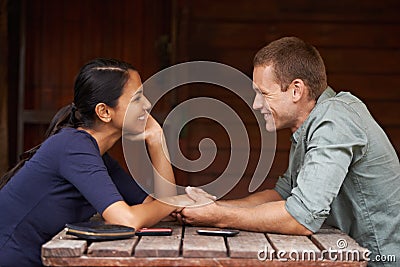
102, 201, 143, 229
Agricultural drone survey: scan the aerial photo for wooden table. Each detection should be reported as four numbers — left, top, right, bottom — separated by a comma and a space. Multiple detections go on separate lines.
42, 222, 369, 266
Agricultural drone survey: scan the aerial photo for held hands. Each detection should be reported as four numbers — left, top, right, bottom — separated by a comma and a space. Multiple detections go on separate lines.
186, 186, 217, 204
162, 186, 216, 209
166, 187, 219, 226
178, 197, 220, 226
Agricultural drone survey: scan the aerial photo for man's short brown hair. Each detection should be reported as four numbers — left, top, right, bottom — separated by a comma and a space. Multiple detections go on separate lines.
253, 37, 327, 100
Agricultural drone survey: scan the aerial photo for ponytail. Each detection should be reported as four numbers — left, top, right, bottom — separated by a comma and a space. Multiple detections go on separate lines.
0, 104, 81, 190
45, 103, 82, 138
1, 58, 135, 190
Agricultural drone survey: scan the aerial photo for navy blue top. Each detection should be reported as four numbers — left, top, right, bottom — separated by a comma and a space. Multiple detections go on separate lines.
0, 128, 147, 266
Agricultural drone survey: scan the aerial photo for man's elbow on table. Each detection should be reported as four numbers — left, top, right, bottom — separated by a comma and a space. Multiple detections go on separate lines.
262, 201, 314, 236
290, 221, 314, 236
280, 205, 314, 236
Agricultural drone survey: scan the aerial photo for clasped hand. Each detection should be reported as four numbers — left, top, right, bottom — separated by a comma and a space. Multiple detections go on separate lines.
163, 186, 217, 224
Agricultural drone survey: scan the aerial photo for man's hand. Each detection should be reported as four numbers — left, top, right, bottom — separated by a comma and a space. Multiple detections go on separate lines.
179, 201, 220, 227
178, 186, 219, 226
167, 187, 216, 225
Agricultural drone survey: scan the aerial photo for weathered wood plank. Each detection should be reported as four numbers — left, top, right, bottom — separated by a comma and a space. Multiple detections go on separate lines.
134, 226, 182, 257
42, 256, 368, 266
153, 220, 183, 230
329, 74, 400, 101
266, 234, 321, 260
311, 230, 370, 261
41, 239, 87, 257
189, 0, 400, 23
87, 239, 136, 257
189, 47, 400, 75
228, 231, 272, 259
42, 226, 368, 266
190, 22, 400, 49
182, 227, 227, 258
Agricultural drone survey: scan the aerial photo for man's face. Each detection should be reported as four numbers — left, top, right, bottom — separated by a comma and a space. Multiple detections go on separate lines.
252, 65, 294, 132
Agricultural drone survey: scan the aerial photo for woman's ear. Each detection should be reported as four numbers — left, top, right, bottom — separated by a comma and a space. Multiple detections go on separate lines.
95, 103, 112, 123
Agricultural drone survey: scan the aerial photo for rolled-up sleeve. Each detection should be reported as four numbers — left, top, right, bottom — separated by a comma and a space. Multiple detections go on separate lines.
284, 101, 368, 232
274, 168, 292, 200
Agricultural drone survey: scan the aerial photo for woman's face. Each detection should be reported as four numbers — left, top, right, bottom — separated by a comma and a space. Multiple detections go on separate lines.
113, 70, 151, 134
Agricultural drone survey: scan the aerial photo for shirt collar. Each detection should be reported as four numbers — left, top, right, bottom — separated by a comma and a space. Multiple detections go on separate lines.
316, 86, 336, 105
291, 87, 336, 143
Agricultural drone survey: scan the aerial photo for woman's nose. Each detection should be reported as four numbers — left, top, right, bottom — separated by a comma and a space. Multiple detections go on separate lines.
143, 96, 151, 111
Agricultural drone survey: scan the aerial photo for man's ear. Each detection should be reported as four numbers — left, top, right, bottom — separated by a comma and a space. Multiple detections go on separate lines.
291, 79, 306, 103
95, 103, 112, 123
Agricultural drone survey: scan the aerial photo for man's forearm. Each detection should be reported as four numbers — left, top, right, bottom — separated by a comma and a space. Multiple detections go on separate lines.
218, 189, 283, 208
215, 200, 312, 235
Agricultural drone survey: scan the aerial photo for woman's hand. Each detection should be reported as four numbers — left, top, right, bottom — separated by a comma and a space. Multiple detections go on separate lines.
159, 187, 216, 210
185, 186, 217, 206
144, 115, 164, 147
123, 114, 163, 146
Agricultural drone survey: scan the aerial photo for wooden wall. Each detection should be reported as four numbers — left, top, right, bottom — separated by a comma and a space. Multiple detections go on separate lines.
14, 0, 171, 170
5, 0, 400, 199
174, 0, 400, 198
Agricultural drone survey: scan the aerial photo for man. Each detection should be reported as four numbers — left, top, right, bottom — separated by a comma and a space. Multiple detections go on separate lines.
181, 37, 400, 265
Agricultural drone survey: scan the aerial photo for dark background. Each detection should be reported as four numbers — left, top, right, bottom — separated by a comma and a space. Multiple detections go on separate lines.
1, 0, 399, 199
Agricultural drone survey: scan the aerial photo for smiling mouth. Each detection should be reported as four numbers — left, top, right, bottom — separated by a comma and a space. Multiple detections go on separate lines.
138, 114, 147, 121
262, 112, 273, 121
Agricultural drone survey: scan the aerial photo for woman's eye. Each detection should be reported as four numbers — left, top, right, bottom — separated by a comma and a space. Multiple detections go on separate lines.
132, 96, 141, 102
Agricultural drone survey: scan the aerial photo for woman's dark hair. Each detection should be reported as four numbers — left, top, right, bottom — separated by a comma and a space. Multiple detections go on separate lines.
0, 58, 135, 189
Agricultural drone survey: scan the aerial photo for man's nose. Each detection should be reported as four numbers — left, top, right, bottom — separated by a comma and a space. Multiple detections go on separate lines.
252, 93, 263, 110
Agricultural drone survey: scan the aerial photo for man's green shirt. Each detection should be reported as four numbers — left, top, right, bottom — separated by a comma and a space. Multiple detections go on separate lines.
274, 87, 400, 266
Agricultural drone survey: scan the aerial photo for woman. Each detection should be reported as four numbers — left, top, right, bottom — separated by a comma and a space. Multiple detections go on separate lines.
0, 58, 208, 266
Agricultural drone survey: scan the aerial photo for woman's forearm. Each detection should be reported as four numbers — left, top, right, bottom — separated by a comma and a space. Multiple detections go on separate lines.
147, 134, 177, 198
103, 199, 177, 229
129, 199, 177, 228
103, 194, 195, 229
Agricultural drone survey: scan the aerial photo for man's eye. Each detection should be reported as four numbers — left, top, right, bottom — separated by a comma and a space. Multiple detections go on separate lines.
257, 91, 265, 96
